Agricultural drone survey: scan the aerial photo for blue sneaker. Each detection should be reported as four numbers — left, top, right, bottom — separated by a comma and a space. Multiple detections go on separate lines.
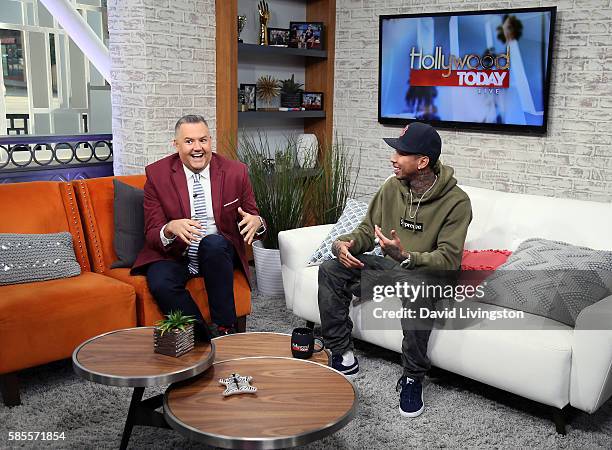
331, 354, 359, 377
397, 376, 424, 417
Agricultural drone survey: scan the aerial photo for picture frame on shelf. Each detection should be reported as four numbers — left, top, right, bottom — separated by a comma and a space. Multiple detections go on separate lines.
301, 91, 323, 110
289, 22, 324, 50
267, 28, 290, 47
240, 83, 257, 111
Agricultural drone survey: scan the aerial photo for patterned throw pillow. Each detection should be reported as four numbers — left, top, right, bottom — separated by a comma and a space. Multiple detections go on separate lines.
307, 198, 383, 265
0, 232, 81, 285
479, 238, 612, 327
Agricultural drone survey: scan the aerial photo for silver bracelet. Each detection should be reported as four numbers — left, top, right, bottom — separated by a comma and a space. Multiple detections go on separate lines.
399, 253, 411, 269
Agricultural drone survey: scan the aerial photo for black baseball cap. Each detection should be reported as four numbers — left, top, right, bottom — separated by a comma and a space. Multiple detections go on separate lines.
383, 122, 441, 165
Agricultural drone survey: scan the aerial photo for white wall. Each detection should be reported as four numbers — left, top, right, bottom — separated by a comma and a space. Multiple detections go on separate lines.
334, 0, 612, 203
107, 0, 216, 174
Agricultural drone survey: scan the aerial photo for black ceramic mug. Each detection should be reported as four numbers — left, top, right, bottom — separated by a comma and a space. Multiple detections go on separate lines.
291, 327, 325, 359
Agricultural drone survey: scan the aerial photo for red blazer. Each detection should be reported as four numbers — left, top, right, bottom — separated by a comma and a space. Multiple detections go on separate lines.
132, 152, 263, 284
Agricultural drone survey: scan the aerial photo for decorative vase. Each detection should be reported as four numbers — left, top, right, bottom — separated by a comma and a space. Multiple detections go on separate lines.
296, 133, 318, 168
280, 93, 302, 108
252, 240, 284, 296
153, 324, 195, 357
256, 97, 279, 112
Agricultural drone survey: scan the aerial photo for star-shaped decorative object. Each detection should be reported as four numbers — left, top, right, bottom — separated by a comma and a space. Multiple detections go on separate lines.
219, 373, 258, 397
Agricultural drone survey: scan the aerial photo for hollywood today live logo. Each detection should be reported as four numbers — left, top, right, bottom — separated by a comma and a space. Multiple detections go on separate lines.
409, 46, 511, 95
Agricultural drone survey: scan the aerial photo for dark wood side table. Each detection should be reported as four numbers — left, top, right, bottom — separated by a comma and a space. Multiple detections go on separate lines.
212, 331, 331, 365
72, 327, 215, 450
164, 357, 357, 449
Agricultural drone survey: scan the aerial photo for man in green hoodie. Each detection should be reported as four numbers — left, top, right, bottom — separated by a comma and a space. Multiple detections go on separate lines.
318, 122, 472, 418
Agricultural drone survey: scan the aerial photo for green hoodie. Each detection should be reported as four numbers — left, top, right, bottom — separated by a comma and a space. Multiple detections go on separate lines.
338, 161, 472, 270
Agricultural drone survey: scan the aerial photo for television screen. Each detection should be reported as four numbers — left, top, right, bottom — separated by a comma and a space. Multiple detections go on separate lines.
378, 7, 556, 134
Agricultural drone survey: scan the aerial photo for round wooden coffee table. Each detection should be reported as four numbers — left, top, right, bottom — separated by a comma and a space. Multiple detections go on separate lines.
164, 357, 357, 449
72, 327, 215, 450
212, 331, 330, 365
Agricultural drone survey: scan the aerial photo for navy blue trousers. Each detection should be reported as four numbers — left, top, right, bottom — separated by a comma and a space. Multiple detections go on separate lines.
147, 234, 237, 338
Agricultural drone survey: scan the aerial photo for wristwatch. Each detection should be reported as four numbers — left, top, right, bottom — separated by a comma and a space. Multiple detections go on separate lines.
399, 253, 411, 269
255, 216, 266, 236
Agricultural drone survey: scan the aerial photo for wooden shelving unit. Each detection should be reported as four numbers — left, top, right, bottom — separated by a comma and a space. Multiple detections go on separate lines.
216, 0, 336, 157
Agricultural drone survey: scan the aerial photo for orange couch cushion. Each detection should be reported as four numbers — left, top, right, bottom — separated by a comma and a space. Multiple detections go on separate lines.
74, 175, 145, 272
108, 268, 251, 326
0, 181, 89, 271
0, 272, 136, 374
73, 176, 252, 326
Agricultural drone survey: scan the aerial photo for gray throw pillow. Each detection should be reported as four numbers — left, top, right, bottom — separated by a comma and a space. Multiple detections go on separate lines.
480, 238, 612, 327
0, 232, 81, 285
307, 198, 383, 265
111, 179, 145, 268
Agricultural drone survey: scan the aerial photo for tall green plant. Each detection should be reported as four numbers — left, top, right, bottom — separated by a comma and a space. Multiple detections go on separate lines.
238, 132, 315, 249
307, 138, 361, 225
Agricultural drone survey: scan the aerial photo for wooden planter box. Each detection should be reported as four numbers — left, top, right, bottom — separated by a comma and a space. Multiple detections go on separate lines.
153, 324, 195, 357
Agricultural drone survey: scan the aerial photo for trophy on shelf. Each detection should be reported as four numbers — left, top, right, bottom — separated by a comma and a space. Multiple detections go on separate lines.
258, 1, 269, 45
238, 88, 247, 112
237, 15, 247, 43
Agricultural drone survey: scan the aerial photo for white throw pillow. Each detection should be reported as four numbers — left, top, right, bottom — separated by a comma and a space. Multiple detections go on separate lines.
307, 198, 383, 265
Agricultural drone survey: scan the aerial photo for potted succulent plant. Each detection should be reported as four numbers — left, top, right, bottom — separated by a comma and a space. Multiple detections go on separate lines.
153, 311, 197, 357
280, 74, 304, 108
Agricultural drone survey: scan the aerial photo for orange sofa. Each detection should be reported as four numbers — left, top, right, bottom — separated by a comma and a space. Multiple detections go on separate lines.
0, 182, 136, 406
72, 175, 252, 328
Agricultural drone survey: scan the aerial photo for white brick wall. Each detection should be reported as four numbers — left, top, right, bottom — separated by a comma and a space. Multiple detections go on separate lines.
107, 0, 216, 174
334, 0, 612, 203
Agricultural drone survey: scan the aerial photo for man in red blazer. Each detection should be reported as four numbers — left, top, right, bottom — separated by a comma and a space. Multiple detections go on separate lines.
132, 115, 265, 340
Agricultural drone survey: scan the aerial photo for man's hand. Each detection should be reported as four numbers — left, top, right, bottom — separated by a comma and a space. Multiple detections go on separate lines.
332, 239, 365, 269
374, 225, 407, 262
165, 219, 203, 245
238, 207, 263, 245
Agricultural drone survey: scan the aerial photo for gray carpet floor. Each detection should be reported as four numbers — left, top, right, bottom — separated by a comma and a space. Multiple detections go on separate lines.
2, 283, 611, 449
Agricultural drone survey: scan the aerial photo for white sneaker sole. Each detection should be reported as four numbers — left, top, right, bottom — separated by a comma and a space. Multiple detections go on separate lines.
399, 404, 424, 418
333, 361, 360, 379
343, 370, 360, 380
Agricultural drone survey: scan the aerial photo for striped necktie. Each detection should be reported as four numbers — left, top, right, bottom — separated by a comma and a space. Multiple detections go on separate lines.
187, 173, 207, 274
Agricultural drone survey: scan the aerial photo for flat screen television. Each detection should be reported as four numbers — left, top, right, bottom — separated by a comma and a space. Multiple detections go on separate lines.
378, 7, 557, 134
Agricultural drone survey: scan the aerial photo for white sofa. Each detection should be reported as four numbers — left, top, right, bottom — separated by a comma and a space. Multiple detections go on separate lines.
279, 185, 612, 429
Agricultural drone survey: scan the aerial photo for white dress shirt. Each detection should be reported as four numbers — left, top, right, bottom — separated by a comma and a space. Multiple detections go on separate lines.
160, 164, 218, 246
